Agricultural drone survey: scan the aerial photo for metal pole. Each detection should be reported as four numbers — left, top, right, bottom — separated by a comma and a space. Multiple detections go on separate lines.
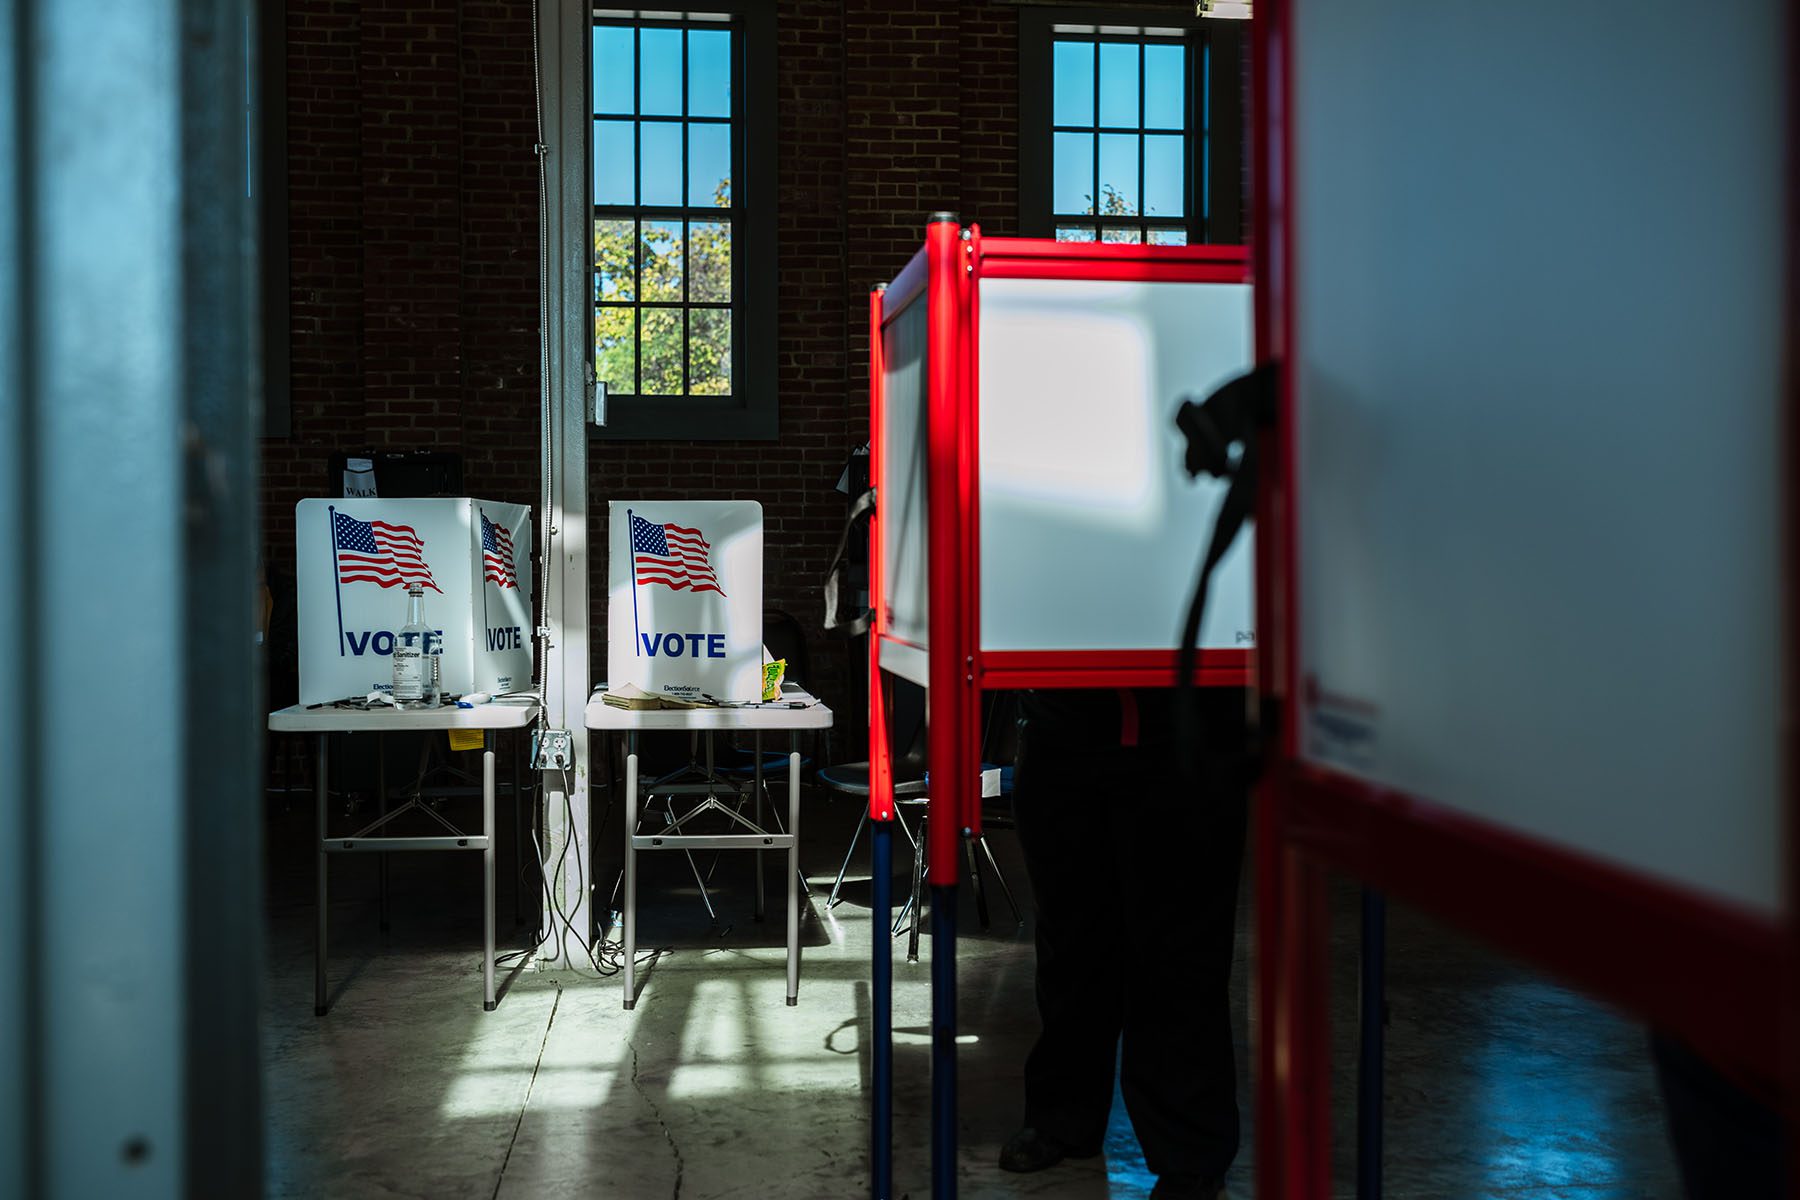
483, 742, 497, 1011
512, 729, 524, 926
871, 817, 893, 1200
623, 733, 639, 1009
1358, 889, 1387, 1200
930, 884, 958, 1200
786, 739, 800, 1005
315, 734, 329, 1016
377, 735, 389, 932
754, 730, 766, 920
539, 0, 593, 970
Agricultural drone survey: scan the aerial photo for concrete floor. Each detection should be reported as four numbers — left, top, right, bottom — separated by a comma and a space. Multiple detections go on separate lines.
262, 749, 1684, 1199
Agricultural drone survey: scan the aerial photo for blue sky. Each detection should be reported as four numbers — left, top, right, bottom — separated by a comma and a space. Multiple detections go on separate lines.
1052, 40, 1186, 218
593, 25, 732, 208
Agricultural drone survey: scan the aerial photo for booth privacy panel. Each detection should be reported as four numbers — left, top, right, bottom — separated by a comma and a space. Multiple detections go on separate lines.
607, 499, 765, 702
296, 498, 533, 704
880, 296, 931, 650
977, 277, 1255, 653
1290, 0, 1784, 913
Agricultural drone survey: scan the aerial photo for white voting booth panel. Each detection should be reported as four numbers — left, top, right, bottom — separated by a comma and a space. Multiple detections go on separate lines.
879, 298, 931, 654
878, 269, 1256, 671
1285, 0, 1786, 915
296, 498, 533, 704
607, 499, 763, 702
979, 278, 1254, 653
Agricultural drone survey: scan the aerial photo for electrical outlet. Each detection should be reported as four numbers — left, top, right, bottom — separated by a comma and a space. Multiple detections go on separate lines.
531, 728, 574, 771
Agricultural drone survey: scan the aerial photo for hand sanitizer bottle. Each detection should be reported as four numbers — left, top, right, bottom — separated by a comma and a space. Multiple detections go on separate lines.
392, 585, 427, 706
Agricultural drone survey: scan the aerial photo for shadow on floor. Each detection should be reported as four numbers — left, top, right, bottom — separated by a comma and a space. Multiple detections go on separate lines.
260, 772, 1682, 1200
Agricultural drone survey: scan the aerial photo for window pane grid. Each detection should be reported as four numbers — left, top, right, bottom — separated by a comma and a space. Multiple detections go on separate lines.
1050, 33, 1198, 238
593, 17, 738, 399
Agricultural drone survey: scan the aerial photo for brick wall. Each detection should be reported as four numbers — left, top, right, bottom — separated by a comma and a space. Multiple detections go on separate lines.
267, 0, 1182, 721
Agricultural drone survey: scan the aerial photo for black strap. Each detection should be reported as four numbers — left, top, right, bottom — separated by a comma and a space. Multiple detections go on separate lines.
1174, 363, 1277, 783
822, 487, 877, 636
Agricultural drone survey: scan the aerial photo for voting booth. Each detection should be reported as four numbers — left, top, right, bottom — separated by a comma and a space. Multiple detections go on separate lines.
606, 499, 764, 702
864, 223, 1256, 1195
1249, 2, 1793, 1195
295, 498, 533, 704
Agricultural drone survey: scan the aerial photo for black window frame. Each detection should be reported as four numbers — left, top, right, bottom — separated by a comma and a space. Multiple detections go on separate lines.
589, 3, 777, 441
1018, 6, 1244, 246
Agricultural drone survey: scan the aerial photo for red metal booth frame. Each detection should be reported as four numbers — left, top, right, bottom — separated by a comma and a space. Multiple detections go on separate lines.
867, 222, 1254, 1199
1248, 3, 1798, 1198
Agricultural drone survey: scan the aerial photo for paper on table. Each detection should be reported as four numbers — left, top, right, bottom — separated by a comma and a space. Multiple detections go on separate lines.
601, 682, 705, 710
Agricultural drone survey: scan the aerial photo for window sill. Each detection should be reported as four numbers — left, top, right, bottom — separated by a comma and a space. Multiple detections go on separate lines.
592, 395, 778, 441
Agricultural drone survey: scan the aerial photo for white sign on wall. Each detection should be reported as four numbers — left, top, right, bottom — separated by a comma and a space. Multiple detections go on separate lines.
607, 500, 762, 702
295, 497, 533, 704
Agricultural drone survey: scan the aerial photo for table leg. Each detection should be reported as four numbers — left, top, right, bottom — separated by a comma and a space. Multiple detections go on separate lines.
483, 739, 497, 1011
315, 733, 329, 1017
512, 731, 524, 926
624, 735, 639, 1010
786, 737, 800, 1006
377, 736, 389, 933
753, 731, 765, 922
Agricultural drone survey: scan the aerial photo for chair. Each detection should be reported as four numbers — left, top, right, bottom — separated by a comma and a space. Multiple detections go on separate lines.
820, 685, 1023, 960
714, 608, 823, 781
818, 678, 927, 908
632, 731, 797, 925
623, 610, 822, 923
892, 693, 1025, 960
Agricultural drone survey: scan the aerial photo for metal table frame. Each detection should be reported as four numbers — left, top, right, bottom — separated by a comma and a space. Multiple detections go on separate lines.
585, 687, 833, 1009
267, 702, 540, 1014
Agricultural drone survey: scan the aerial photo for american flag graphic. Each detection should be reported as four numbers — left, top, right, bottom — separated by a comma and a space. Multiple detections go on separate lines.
630, 511, 725, 595
334, 511, 441, 592
481, 512, 518, 589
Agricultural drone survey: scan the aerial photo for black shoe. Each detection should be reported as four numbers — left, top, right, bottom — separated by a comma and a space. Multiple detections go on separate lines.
1149, 1175, 1225, 1200
997, 1127, 1100, 1173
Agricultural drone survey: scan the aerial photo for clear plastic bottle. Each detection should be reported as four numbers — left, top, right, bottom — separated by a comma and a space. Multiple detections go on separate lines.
424, 624, 442, 707
392, 585, 428, 706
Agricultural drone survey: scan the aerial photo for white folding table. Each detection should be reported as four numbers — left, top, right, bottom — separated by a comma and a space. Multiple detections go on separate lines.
585, 686, 833, 1009
267, 700, 540, 1013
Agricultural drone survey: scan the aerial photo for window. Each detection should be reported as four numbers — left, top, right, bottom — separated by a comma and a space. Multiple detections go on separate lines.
1020, 9, 1243, 246
590, 6, 776, 440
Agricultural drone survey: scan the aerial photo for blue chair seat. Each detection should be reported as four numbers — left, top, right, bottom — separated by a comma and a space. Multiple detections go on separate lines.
714, 749, 811, 778
919, 763, 1014, 797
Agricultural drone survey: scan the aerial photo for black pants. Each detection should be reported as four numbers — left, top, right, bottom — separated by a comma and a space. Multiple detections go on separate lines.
1013, 689, 1249, 1181
1650, 1031, 1783, 1199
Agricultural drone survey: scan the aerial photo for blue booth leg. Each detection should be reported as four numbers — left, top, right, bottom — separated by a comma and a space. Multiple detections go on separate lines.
931, 884, 958, 1200
871, 818, 894, 1200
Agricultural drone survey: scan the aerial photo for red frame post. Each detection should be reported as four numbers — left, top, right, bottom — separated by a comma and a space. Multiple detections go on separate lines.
924, 215, 973, 884
868, 284, 894, 825
1251, 1, 1330, 1195
959, 224, 984, 839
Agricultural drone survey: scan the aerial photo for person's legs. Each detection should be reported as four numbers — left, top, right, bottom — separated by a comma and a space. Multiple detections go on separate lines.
1650, 1030, 1783, 1199
1012, 719, 1125, 1157
1118, 690, 1250, 1184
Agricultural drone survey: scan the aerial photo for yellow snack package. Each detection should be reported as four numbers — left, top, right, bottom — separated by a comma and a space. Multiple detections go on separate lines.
762, 658, 787, 702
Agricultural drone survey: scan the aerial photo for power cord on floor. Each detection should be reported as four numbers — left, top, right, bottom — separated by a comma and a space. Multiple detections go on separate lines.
486, 758, 669, 980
